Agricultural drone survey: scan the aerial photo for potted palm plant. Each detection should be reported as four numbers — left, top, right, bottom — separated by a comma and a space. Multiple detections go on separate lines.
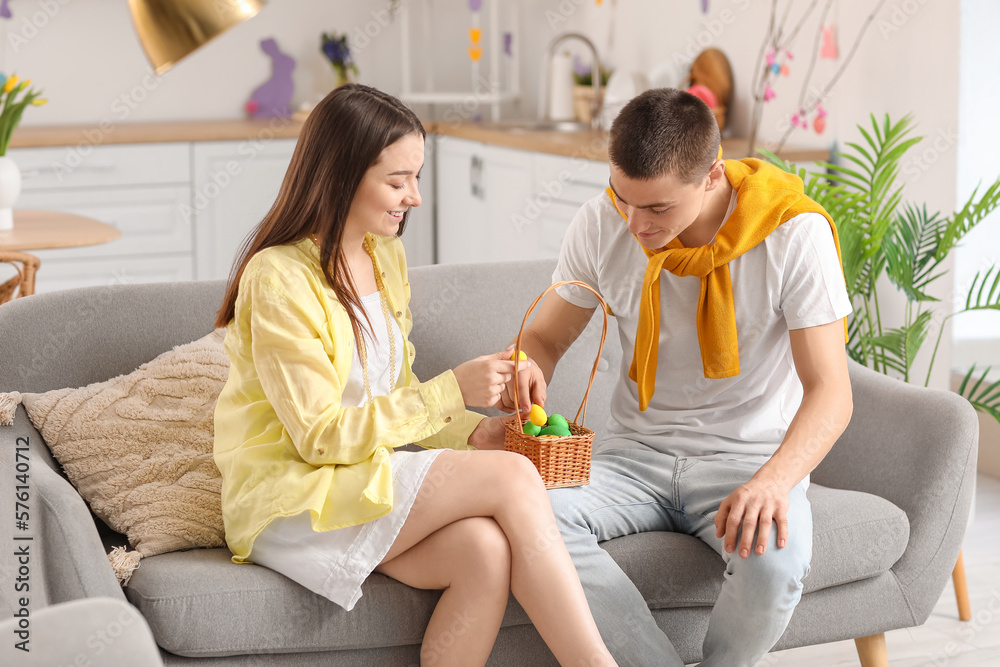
764, 114, 999, 624
762, 114, 1000, 423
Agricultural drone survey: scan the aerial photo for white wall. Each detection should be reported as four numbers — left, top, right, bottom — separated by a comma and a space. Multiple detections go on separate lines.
956, 0, 1000, 356
2, 0, 563, 128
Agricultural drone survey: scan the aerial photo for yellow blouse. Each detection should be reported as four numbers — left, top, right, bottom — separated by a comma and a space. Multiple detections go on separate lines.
213, 234, 483, 563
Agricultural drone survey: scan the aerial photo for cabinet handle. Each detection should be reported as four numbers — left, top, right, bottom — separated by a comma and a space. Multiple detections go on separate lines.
470, 155, 480, 198
470, 155, 486, 200
20, 160, 116, 178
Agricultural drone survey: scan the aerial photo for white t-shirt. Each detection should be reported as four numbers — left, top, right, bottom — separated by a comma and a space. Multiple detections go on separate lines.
341, 290, 404, 408
553, 190, 852, 462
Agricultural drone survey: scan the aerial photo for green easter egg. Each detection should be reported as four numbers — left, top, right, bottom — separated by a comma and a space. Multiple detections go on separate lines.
522, 421, 541, 436
538, 425, 571, 437
547, 414, 569, 430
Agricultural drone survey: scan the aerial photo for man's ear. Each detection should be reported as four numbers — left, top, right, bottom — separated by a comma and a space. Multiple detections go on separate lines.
704, 159, 726, 191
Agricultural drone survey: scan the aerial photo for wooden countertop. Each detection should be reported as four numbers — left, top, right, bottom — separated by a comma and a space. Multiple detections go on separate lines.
10, 118, 830, 163
10, 118, 307, 148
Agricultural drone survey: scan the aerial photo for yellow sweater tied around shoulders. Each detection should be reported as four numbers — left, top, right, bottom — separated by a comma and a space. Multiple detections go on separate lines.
606, 157, 847, 411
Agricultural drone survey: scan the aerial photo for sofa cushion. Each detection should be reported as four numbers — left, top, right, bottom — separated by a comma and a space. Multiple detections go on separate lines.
125, 484, 908, 657
613, 483, 910, 609
16, 329, 228, 579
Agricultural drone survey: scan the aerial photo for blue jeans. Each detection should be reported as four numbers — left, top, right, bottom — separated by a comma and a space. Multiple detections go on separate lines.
547, 448, 812, 667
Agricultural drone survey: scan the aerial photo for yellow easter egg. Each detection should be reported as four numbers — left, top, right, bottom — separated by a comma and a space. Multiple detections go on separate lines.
510, 350, 528, 361
528, 404, 547, 427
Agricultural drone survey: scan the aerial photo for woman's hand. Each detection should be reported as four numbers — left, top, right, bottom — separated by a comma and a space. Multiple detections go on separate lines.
452, 348, 529, 408
468, 416, 510, 450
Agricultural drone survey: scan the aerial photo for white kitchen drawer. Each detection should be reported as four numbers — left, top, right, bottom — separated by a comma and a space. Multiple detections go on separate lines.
8, 142, 190, 191
536, 201, 582, 258
18, 186, 193, 261
32, 254, 194, 295
533, 153, 609, 206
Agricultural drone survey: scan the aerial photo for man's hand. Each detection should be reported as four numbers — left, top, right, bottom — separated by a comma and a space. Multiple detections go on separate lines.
468, 416, 511, 450
714, 474, 791, 558
498, 356, 547, 415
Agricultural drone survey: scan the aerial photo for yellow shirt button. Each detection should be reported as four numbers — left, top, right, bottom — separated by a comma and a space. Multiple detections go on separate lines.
444, 416, 453, 423
395, 310, 402, 318
381, 272, 386, 278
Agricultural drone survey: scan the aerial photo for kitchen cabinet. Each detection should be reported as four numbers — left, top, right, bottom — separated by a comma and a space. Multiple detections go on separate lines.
435, 136, 609, 264
8, 134, 436, 294
192, 139, 297, 281
9, 143, 194, 294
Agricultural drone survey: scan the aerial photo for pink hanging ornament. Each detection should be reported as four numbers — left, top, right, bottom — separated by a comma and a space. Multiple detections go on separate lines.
763, 83, 776, 102
785, 50, 794, 60
814, 115, 827, 134
820, 25, 839, 59
765, 46, 775, 67
780, 64, 790, 76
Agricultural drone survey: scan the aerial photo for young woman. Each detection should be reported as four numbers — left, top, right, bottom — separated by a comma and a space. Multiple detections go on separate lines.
213, 84, 617, 667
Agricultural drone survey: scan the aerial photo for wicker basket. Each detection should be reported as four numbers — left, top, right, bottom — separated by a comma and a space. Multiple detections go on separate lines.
504, 280, 610, 489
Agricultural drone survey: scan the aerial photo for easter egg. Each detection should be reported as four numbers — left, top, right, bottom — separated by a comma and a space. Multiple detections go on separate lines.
539, 434, 559, 439
539, 425, 572, 437
547, 414, 569, 431
510, 350, 528, 361
813, 115, 826, 134
522, 420, 541, 436
528, 404, 547, 427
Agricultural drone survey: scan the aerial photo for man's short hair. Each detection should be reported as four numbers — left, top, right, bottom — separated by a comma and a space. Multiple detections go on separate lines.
609, 88, 720, 184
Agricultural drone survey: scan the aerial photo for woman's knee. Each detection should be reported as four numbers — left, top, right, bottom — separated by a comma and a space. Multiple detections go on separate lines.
451, 517, 511, 587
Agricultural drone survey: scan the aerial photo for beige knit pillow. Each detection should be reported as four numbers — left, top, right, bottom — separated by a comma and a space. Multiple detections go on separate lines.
16, 329, 229, 585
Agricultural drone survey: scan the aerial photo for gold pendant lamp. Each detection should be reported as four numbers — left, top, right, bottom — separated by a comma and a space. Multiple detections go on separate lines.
128, 0, 266, 74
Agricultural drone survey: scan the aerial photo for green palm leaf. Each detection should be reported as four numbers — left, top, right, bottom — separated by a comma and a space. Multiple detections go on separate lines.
883, 203, 948, 302
864, 310, 934, 381
961, 265, 1000, 312
937, 179, 1000, 260
956, 365, 1000, 423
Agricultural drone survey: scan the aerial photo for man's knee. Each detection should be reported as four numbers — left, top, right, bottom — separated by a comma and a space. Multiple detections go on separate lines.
730, 537, 812, 593
546, 485, 591, 529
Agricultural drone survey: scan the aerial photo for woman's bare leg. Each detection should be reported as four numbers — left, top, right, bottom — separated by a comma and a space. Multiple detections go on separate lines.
379, 450, 616, 667
376, 517, 511, 666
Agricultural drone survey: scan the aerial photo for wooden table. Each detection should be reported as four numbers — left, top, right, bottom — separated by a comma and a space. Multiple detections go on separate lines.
0, 210, 121, 251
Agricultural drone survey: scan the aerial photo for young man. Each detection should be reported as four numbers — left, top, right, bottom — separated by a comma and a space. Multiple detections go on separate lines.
502, 88, 854, 666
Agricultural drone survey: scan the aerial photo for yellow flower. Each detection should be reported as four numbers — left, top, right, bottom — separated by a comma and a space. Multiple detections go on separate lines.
3, 75, 19, 93
31, 98, 47, 106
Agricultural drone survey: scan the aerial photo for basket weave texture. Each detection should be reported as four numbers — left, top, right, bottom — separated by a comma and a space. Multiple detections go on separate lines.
504, 280, 609, 489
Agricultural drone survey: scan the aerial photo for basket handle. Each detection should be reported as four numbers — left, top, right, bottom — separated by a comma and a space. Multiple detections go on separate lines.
511, 280, 610, 430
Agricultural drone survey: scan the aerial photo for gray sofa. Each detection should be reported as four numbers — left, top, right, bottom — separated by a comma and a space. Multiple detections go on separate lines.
0, 258, 979, 666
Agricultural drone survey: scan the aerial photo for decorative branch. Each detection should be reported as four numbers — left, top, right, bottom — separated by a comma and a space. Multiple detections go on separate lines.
773, 0, 887, 153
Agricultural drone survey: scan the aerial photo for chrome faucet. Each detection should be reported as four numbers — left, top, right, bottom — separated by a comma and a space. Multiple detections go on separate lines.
538, 32, 602, 129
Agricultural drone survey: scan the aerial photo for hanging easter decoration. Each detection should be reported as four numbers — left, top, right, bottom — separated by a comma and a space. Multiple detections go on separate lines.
814, 105, 828, 134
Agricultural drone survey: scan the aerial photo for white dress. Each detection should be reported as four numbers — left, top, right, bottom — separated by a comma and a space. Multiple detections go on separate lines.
249, 290, 445, 611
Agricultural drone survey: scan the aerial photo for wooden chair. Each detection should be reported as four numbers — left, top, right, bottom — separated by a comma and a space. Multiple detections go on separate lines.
0, 250, 40, 304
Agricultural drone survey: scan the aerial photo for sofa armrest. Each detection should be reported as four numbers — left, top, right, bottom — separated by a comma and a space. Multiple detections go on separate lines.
0, 597, 162, 666
0, 405, 125, 610
811, 360, 978, 619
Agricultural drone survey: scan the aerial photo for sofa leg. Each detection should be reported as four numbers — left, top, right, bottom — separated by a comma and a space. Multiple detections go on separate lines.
953, 550, 972, 621
854, 633, 887, 667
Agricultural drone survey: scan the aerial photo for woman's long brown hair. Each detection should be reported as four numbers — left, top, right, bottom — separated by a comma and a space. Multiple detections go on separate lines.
214, 84, 425, 350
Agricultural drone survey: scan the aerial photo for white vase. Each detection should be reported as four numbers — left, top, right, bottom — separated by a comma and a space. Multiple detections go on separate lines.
0, 155, 22, 231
